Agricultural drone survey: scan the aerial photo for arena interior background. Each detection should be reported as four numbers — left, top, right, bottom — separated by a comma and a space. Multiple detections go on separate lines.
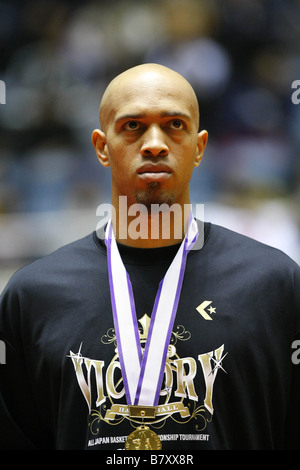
0, 0, 299, 292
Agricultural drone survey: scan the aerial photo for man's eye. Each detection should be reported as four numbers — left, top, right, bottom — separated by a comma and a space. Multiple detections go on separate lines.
124, 121, 140, 131
169, 120, 184, 129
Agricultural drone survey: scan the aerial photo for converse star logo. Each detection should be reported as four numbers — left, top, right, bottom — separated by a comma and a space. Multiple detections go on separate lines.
196, 301, 216, 320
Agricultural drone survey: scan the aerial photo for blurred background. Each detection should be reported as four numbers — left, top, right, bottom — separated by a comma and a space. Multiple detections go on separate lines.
0, 0, 299, 292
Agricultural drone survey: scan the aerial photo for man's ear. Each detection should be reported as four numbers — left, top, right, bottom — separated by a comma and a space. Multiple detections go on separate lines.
194, 130, 208, 167
91, 129, 110, 167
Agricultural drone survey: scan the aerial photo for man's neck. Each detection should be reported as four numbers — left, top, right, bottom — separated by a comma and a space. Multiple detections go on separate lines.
111, 196, 192, 249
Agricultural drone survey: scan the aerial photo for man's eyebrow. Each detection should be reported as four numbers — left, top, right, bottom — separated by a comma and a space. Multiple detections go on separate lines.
115, 113, 146, 122
160, 111, 192, 120
115, 111, 192, 123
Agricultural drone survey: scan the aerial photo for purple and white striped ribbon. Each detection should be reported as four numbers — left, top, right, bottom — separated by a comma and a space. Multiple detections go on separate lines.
105, 213, 198, 407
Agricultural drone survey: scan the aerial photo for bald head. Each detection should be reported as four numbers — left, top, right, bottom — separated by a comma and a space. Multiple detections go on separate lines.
92, 62, 208, 230
99, 63, 200, 132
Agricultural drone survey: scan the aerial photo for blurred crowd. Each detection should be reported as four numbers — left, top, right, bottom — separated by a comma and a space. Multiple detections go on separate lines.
0, 0, 299, 270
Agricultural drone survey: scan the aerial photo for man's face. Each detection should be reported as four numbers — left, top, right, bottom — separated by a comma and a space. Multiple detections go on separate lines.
93, 67, 207, 209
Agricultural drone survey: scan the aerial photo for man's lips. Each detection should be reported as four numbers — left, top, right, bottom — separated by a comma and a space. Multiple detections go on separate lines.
137, 164, 172, 181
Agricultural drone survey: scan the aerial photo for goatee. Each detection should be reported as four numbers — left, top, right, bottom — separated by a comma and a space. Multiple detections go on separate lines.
135, 183, 175, 209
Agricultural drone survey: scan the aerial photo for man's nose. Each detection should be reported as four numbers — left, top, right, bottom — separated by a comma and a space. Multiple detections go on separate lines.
140, 125, 169, 158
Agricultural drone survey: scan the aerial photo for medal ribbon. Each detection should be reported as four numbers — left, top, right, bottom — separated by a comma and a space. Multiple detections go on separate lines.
105, 213, 198, 407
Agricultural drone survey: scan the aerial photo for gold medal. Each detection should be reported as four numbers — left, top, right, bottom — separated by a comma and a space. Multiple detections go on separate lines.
125, 425, 162, 450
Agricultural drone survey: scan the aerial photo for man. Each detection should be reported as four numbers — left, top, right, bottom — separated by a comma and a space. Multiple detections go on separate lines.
0, 64, 299, 450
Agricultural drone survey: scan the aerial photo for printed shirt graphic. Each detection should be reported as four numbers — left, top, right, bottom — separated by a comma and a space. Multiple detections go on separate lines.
69, 308, 227, 450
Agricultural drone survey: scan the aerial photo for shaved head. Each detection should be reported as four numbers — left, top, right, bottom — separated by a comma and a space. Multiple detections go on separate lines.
92, 62, 208, 239
99, 63, 200, 132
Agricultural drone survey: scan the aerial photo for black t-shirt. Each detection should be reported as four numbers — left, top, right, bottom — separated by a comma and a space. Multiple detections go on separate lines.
0, 222, 299, 450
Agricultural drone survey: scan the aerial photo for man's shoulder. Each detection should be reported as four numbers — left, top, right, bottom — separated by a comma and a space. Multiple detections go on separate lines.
208, 222, 299, 271
4, 232, 103, 292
